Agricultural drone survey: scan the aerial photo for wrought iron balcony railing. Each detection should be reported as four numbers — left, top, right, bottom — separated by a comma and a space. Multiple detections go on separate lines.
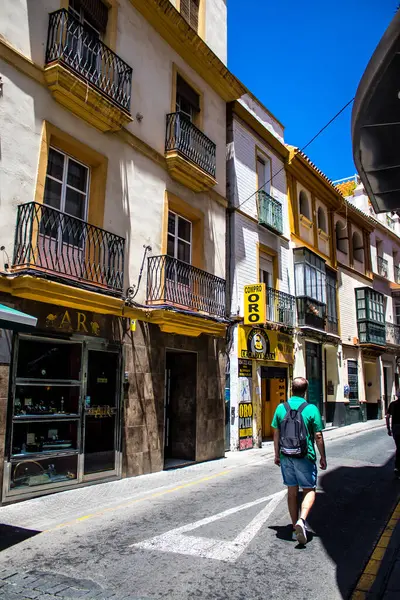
377, 255, 389, 278
326, 315, 339, 335
296, 296, 326, 330
386, 322, 400, 346
147, 255, 225, 318
357, 320, 386, 345
395, 265, 400, 284
257, 191, 283, 235
12, 202, 125, 293
165, 113, 216, 178
45, 9, 132, 112
265, 287, 295, 327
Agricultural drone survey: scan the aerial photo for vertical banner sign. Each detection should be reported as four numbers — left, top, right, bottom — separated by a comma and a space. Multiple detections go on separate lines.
238, 402, 253, 450
244, 284, 266, 325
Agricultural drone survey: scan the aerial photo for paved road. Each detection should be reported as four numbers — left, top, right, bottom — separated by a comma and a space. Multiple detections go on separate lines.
0, 427, 398, 600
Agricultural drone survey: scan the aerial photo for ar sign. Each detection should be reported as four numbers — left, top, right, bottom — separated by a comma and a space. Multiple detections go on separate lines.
244, 284, 266, 325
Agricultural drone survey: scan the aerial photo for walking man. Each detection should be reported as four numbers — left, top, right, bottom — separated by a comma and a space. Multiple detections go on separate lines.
271, 376, 327, 545
386, 391, 400, 477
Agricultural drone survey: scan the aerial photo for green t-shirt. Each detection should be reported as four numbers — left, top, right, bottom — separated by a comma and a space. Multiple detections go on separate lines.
271, 397, 324, 462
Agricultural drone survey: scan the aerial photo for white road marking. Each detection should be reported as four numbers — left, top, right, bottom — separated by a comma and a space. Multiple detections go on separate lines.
131, 489, 286, 562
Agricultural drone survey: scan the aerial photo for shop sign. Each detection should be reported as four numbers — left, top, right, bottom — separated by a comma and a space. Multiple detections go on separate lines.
239, 402, 253, 450
86, 405, 116, 418
244, 284, 266, 325
238, 359, 252, 377
238, 326, 294, 364
43, 310, 101, 336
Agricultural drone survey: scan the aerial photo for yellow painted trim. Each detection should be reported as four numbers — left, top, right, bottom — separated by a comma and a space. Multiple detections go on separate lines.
198, 0, 206, 41
35, 121, 108, 229
255, 146, 273, 193
318, 229, 330, 242
311, 194, 318, 248
299, 214, 313, 229
128, 0, 245, 102
165, 151, 216, 191
233, 102, 288, 160
164, 191, 205, 269
351, 499, 400, 598
149, 309, 227, 337
291, 234, 332, 264
171, 63, 204, 129
0, 37, 44, 85
1, 275, 124, 316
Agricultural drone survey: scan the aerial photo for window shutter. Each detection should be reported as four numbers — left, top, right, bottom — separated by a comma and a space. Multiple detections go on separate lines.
80, 0, 108, 33
176, 75, 200, 112
180, 0, 200, 32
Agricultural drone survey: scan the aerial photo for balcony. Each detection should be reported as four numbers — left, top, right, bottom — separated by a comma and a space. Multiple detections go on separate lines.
147, 255, 225, 318
296, 297, 326, 330
386, 322, 400, 346
377, 256, 388, 278
165, 113, 217, 192
265, 287, 295, 327
357, 321, 386, 345
257, 191, 283, 235
12, 202, 125, 294
44, 9, 132, 132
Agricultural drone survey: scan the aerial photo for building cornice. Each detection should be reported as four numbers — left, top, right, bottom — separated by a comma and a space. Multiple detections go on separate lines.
128, 0, 246, 102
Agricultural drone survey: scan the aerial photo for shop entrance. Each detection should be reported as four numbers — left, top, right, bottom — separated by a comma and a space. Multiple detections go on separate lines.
83, 349, 120, 478
164, 351, 197, 467
261, 367, 287, 439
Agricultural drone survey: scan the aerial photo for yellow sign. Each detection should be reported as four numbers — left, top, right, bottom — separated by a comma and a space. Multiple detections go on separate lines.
130, 319, 137, 332
238, 326, 294, 364
244, 284, 266, 325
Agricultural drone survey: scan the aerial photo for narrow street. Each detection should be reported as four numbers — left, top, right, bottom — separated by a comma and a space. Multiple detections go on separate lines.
0, 425, 398, 600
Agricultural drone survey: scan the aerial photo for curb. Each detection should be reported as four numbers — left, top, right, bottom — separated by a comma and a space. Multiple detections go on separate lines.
351, 496, 400, 599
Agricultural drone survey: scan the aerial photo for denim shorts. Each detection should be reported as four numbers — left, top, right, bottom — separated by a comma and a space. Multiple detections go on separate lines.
280, 456, 317, 489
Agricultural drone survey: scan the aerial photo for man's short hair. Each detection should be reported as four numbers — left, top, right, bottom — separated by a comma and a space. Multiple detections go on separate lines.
292, 377, 308, 397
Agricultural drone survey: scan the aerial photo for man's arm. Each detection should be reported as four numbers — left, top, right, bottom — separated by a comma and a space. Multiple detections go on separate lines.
315, 431, 327, 470
273, 428, 280, 466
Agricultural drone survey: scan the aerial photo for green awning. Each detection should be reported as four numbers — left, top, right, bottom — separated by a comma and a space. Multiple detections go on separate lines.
0, 304, 37, 332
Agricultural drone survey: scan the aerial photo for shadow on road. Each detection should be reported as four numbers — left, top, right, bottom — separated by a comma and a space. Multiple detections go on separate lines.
0, 523, 40, 551
307, 456, 399, 599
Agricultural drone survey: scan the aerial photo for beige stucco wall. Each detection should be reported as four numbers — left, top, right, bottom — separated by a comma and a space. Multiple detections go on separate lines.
0, 0, 227, 302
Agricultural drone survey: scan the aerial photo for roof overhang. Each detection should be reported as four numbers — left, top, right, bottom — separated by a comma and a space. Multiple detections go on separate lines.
352, 12, 400, 213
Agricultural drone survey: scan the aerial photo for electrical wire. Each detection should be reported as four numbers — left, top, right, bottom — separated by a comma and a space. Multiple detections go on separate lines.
235, 96, 355, 212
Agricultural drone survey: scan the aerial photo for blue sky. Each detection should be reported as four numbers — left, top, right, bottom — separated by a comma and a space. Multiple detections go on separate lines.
227, 0, 395, 182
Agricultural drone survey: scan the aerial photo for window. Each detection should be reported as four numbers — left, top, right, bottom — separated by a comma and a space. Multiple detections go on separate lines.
259, 253, 274, 289
294, 248, 326, 303
256, 155, 271, 196
352, 231, 364, 262
355, 288, 385, 324
167, 211, 192, 264
68, 0, 108, 79
180, 0, 200, 31
347, 360, 359, 406
43, 147, 89, 247
326, 269, 338, 324
395, 303, 400, 326
176, 75, 200, 123
317, 207, 327, 232
69, 0, 108, 35
299, 191, 310, 220
335, 220, 348, 254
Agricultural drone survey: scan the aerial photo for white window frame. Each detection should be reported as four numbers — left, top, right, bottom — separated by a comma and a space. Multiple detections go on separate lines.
45, 147, 90, 221
167, 211, 192, 264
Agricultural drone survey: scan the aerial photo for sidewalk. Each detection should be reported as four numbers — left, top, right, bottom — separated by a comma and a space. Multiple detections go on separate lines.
0, 419, 385, 533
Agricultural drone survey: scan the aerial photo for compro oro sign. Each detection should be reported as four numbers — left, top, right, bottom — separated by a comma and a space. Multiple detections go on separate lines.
244, 284, 266, 325
238, 326, 294, 364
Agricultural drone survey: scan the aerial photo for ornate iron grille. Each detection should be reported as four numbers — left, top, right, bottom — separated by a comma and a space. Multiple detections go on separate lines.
257, 191, 283, 235
265, 287, 295, 326
13, 202, 125, 293
147, 255, 226, 318
165, 113, 216, 178
46, 9, 132, 112
377, 255, 389, 278
395, 265, 400, 284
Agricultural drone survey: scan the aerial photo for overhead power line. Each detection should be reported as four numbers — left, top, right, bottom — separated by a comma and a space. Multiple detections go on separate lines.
235, 96, 355, 212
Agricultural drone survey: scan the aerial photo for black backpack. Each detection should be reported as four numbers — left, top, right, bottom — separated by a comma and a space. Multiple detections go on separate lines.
279, 402, 308, 458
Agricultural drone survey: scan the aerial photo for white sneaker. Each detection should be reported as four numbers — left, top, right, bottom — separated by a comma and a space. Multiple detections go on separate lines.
291, 530, 297, 542
295, 519, 307, 545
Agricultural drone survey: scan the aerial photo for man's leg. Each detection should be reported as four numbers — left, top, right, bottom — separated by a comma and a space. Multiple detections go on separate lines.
394, 435, 400, 471
299, 488, 316, 522
287, 485, 299, 526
